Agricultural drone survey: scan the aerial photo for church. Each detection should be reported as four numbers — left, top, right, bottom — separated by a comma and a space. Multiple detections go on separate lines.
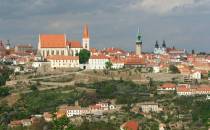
37, 24, 90, 59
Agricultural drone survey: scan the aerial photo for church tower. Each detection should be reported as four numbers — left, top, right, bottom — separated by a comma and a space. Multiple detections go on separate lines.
82, 24, 90, 50
136, 27, 142, 55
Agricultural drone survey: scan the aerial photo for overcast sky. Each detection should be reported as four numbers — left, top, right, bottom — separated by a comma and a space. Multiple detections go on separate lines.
0, 0, 210, 52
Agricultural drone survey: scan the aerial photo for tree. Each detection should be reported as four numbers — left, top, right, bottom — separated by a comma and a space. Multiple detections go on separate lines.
105, 61, 113, 70
169, 65, 180, 73
79, 49, 90, 64
208, 71, 210, 78
0, 87, 10, 97
52, 116, 76, 130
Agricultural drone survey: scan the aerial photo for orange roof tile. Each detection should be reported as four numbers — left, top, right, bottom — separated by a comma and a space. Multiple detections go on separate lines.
125, 56, 145, 65
67, 41, 82, 48
40, 34, 66, 48
177, 85, 191, 92
123, 121, 139, 130
47, 55, 79, 60
160, 83, 176, 89
90, 55, 109, 59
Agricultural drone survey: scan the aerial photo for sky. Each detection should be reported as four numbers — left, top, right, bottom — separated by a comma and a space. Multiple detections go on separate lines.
0, 0, 210, 52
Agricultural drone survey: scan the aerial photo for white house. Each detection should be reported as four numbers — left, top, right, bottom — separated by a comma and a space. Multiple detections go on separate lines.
47, 55, 79, 68
87, 55, 109, 69
66, 106, 90, 117
158, 83, 176, 91
110, 58, 124, 69
176, 85, 192, 96
140, 102, 162, 113
190, 70, 201, 80
153, 66, 160, 73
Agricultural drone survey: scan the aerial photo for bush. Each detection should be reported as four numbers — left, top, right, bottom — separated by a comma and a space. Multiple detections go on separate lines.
169, 65, 180, 73
0, 87, 10, 97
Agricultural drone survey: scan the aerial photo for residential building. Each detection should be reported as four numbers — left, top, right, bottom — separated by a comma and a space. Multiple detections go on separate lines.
120, 120, 139, 130
140, 102, 162, 113
158, 83, 176, 91
14, 44, 33, 53
47, 55, 79, 68
21, 119, 32, 127
43, 112, 53, 122
176, 84, 210, 96
87, 55, 109, 69
124, 55, 145, 68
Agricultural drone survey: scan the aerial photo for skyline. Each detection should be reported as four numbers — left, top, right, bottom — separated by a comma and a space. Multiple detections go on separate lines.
0, 0, 210, 52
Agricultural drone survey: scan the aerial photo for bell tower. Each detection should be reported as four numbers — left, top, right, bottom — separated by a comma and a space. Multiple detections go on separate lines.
136, 27, 142, 55
82, 24, 90, 50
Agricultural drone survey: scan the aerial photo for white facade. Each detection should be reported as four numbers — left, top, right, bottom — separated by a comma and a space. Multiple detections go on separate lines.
32, 62, 49, 68
82, 38, 89, 50
154, 48, 166, 55
88, 57, 109, 70
153, 66, 160, 73
66, 108, 90, 117
112, 62, 124, 69
48, 56, 79, 68
140, 103, 162, 113
190, 71, 201, 80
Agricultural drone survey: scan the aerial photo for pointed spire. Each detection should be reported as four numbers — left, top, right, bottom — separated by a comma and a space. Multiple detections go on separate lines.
83, 24, 89, 39
138, 26, 140, 34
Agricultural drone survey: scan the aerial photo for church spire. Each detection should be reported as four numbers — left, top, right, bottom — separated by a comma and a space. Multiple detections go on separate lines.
83, 24, 89, 39
82, 24, 90, 50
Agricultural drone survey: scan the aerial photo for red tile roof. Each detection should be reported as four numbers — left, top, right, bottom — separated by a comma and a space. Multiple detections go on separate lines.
123, 121, 139, 130
67, 41, 82, 48
176, 85, 191, 92
90, 55, 109, 59
39, 34, 66, 48
160, 83, 176, 89
125, 56, 145, 65
47, 55, 79, 60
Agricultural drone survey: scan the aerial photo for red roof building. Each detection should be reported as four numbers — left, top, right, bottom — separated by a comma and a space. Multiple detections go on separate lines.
120, 120, 139, 130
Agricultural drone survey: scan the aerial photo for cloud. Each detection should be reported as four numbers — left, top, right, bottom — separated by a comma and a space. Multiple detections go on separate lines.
129, 0, 195, 14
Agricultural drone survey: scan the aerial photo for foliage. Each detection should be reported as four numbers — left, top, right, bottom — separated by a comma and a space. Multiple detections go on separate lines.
77, 120, 117, 130
0, 87, 10, 97
14, 89, 84, 119
169, 65, 180, 74
29, 84, 38, 92
192, 101, 210, 125
0, 66, 13, 86
105, 61, 113, 70
82, 80, 149, 104
52, 116, 76, 130
79, 49, 90, 64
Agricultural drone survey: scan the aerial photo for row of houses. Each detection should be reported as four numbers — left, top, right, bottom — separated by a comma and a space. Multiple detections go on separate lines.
8, 113, 51, 128
56, 102, 116, 118
158, 83, 210, 96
